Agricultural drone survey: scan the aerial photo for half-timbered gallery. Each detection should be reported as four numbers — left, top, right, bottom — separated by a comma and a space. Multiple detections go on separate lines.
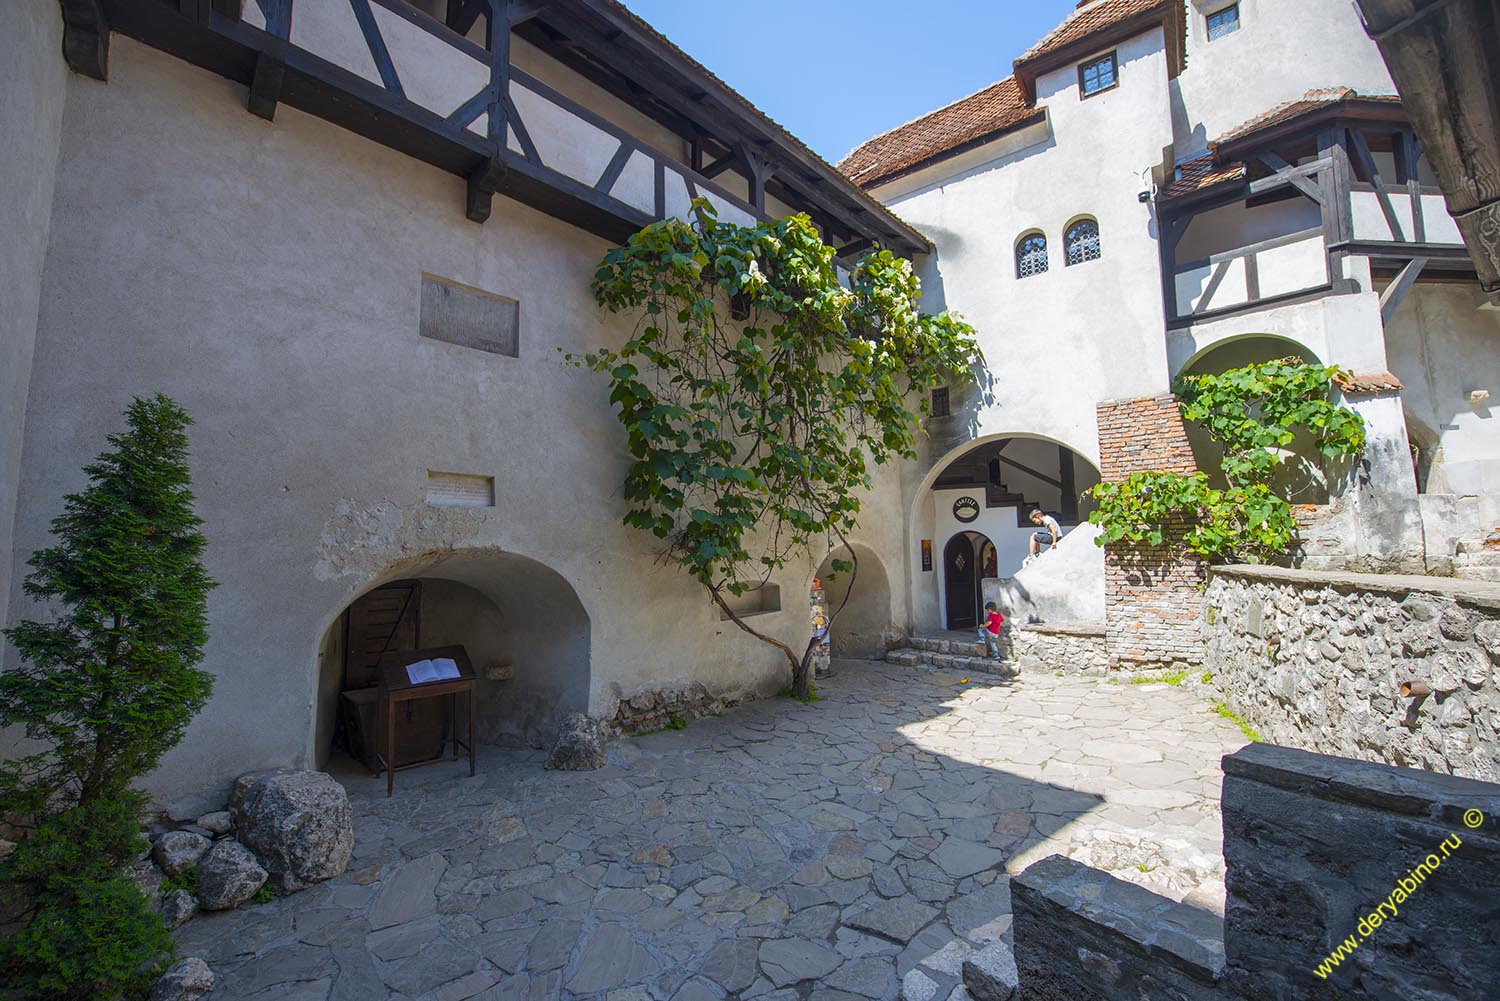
4, 0, 1499, 817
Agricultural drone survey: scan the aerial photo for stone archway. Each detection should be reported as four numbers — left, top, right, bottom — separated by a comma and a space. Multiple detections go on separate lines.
314, 548, 590, 767
812, 543, 892, 659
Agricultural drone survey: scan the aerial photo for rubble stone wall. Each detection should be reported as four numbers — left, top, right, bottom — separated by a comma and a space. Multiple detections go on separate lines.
1206, 565, 1500, 781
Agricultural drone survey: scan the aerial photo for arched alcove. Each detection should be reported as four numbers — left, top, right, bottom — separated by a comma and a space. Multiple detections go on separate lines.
813, 544, 892, 659
314, 548, 590, 768
1179, 335, 1331, 504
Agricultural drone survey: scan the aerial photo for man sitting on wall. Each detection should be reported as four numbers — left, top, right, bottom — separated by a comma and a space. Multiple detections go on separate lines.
1028, 508, 1063, 558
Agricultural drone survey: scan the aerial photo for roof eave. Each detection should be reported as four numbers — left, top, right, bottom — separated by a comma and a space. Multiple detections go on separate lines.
1012, 3, 1186, 103
1211, 99, 1410, 161
553, 0, 932, 255
857, 110, 1051, 192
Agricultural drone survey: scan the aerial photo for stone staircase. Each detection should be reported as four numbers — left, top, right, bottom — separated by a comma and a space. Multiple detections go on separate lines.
887, 632, 1021, 680
1453, 531, 1500, 582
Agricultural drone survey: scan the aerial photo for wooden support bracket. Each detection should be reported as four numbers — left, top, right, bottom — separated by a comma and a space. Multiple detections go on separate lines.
247, 50, 285, 120
60, 0, 109, 81
465, 157, 507, 223
1380, 256, 1427, 323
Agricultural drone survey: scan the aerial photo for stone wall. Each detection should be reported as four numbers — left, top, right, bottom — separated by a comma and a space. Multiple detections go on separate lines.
1011, 855, 1229, 1001
1010, 744, 1500, 1001
1205, 565, 1500, 781
603, 683, 744, 736
1221, 743, 1500, 1001
1010, 624, 1108, 676
1097, 395, 1206, 669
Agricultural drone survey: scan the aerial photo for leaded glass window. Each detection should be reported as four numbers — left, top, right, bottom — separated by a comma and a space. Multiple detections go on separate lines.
1065, 219, 1101, 266
1079, 52, 1117, 98
1208, 4, 1240, 40
1016, 233, 1049, 278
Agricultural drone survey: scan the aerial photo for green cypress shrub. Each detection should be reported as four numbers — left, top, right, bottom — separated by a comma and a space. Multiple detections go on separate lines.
0, 394, 215, 999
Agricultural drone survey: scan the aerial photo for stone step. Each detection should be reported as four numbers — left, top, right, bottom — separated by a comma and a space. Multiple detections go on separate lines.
910, 634, 987, 656
1455, 535, 1500, 555
888, 647, 1020, 679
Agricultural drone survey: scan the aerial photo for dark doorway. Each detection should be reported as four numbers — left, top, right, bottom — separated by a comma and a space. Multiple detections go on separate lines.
944, 532, 991, 629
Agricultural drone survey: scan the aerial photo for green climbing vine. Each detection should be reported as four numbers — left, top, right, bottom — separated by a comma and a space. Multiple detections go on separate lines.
574, 200, 982, 697
1089, 357, 1366, 561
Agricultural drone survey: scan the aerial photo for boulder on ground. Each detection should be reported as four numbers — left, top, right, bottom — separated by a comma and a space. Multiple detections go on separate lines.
962, 943, 1019, 1001
154, 830, 211, 878
196, 811, 233, 836
129, 859, 166, 912
161, 888, 198, 930
149, 957, 214, 1001
195, 840, 266, 910
229, 769, 353, 892
545, 713, 608, 771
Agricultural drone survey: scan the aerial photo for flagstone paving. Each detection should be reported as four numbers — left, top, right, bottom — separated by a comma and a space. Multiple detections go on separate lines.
178, 660, 1248, 1000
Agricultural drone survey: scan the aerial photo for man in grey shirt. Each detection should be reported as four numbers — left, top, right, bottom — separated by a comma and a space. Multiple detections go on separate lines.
1029, 508, 1062, 557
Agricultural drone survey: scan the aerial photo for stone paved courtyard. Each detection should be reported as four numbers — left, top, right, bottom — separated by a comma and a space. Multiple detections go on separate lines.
176, 660, 1248, 1000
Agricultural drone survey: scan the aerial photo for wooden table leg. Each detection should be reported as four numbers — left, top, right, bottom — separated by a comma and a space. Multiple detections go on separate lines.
386, 695, 396, 798
468, 685, 476, 777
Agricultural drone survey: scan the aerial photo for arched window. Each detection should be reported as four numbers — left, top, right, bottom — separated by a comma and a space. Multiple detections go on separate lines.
1065, 218, 1101, 265
1015, 233, 1048, 278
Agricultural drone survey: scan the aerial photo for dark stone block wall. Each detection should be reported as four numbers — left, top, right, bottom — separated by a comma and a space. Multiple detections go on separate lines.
1221, 743, 1500, 1001
1011, 854, 1231, 1001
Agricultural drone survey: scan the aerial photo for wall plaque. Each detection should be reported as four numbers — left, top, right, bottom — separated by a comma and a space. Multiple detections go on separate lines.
953, 496, 980, 523
921, 539, 933, 572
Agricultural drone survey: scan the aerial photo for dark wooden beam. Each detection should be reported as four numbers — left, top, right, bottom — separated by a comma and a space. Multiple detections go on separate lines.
1058, 446, 1077, 523
1398, 130, 1427, 243
485, 0, 511, 145
259, 0, 292, 39
740, 145, 773, 214
1380, 256, 1427, 324
1348, 127, 1407, 241
1251, 152, 1327, 203
247, 49, 284, 120
446, 0, 487, 37
350, 0, 404, 97
699, 151, 738, 179
594, 142, 633, 192
997, 454, 1062, 490
509, 1, 545, 25
1317, 127, 1355, 291
61, 0, 109, 80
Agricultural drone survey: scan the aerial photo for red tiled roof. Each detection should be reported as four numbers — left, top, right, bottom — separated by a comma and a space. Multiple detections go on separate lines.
1018, 0, 1177, 65
838, 77, 1039, 188
1337, 371, 1405, 395
840, 0, 1185, 188
1213, 87, 1403, 147
1160, 153, 1246, 201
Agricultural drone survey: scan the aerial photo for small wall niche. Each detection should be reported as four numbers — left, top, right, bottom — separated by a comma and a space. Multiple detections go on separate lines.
419, 273, 519, 356
425, 471, 495, 508
717, 583, 782, 620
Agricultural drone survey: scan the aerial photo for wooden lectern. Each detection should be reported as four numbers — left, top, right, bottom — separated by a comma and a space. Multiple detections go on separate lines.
374, 645, 476, 797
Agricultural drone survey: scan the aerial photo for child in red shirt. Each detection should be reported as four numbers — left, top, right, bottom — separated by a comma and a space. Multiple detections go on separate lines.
979, 601, 1004, 660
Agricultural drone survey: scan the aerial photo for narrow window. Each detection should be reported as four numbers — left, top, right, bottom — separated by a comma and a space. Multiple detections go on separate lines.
1207, 4, 1241, 40
931, 387, 951, 417
1079, 52, 1118, 98
1065, 219, 1102, 266
1016, 233, 1049, 278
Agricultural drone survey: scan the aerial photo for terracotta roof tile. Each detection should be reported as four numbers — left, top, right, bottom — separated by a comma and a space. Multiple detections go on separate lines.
1214, 87, 1403, 146
1160, 153, 1246, 201
1337, 371, 1405, 395
840, 0, 1184, 188
1017, 0, 1179, 66
838, 77, 1039, 188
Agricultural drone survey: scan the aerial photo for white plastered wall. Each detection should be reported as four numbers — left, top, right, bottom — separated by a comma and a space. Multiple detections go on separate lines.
1383, 283, 1500, 499
1, 37, 910, 816
0, 0, 67, 637
876, 28, 1174, 635
1170, 0, 1397, 156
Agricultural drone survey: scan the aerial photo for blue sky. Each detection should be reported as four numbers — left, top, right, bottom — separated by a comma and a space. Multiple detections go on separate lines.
622, 1, 1079, 164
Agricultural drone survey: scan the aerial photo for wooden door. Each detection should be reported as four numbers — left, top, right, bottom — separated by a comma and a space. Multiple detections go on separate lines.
944, 535, 977, 630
